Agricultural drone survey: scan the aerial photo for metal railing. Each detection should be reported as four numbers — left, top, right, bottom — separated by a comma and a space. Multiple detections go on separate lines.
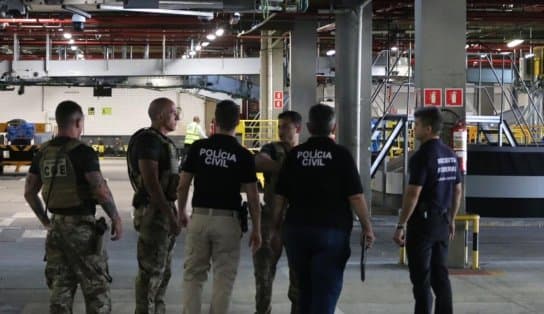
237, 119, 278, 149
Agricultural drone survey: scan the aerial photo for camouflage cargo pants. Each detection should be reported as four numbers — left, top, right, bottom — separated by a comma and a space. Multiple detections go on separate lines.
134, 206, 176, 314
253, 206, 299, 314
45, 214, 111, 314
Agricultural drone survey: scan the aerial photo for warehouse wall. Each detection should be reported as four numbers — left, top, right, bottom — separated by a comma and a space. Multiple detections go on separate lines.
0, 86, 207, 136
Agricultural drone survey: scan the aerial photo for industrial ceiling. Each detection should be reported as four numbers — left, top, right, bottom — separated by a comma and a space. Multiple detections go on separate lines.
0, 0, 542, 61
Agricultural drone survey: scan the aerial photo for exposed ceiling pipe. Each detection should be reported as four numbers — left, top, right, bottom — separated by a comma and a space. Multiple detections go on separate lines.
97, 4, 214, 18
317, 23, 335, 32
237, 13, 277, 38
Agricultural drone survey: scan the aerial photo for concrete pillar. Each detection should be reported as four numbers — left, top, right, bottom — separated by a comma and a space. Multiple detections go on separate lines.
259, 33, 269, 119
260, 31, 285, 143
260, 31, 285, 120
415, 0, 467, 268
269, 35, 284, 119
290, 20, 317, 141
335, 3, 373, 209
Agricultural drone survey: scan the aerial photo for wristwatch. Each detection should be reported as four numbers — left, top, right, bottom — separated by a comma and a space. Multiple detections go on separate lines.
396, 223, 406, 230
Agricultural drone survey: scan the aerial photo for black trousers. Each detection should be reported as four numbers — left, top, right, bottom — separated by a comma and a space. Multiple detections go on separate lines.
406, 212, 453, 314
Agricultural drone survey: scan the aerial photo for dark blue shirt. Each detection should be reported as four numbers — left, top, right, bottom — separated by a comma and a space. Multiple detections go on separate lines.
276, 137, 363, 231
409, 138, 461, 213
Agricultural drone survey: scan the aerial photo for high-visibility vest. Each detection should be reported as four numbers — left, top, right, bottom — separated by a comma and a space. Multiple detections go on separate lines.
184, 122, 201, 145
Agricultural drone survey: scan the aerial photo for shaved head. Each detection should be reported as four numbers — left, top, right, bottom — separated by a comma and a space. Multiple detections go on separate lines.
148, 97, 175, 121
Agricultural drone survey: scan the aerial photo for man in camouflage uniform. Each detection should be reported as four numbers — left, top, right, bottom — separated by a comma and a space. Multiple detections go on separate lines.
24, 100, 123, 314
127, 98, 181, 314
253, 111, 302, 314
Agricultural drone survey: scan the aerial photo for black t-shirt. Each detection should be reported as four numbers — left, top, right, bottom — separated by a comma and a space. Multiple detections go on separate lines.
182, 134, 257, 211
276, 137, 363, 231
130, 129, 173, 175
29, 137, 100, 215
409, 139, 462, 213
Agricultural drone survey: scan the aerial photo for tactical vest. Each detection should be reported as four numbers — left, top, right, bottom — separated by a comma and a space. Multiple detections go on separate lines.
263, 142, 289, 206
39, 139, 93, 211
127, 128, 179, 204
184, 122, 201, 145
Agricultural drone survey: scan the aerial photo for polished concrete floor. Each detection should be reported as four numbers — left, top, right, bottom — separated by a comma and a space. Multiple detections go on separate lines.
1, 159, 544, 314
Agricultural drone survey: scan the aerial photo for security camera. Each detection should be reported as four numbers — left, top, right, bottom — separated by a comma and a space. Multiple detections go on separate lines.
1, 0, 26, 17
72, 14, 86, 32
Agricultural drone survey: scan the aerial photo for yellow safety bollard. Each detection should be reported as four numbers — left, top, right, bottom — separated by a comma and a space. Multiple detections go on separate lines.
473, 216, 480, 270
455, 214, 480, 270
399, 245, 407, 265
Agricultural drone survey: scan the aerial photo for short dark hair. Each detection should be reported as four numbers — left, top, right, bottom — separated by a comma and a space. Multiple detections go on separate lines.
278, 110, 302, 126
309, 104, 335, 136
414, 107, 443, 134
215, 100, 240, 131
55, 100, 83, 128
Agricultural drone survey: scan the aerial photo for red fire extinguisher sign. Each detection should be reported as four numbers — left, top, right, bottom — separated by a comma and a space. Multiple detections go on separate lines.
423, 88, 442, 107
445, 88, 464, 107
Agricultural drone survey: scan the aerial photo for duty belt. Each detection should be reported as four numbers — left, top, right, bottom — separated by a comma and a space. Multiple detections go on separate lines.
51, 214, 95, 224
193, 207, 237, 217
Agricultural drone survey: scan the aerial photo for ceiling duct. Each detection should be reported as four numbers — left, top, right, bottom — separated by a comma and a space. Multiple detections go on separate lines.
147, 0, 257, 12
124, 0, 159, 9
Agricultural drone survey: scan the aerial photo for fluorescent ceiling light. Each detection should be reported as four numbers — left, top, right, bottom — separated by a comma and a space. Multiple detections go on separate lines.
63, 32, 72, 39
70, 46, 78, 51
465, 44, 469, 49
182, 54, 188, 59
189, 50, 196, 57
68, 39, 75, 44
500, 51, 511, 55
98, 5, 214, 18
480, 54, 487, 58
206, 34, 216, 41
326, 49, 335, 56
195, 45, 201, 51
391, 46, 398, 52
215, 28, 224, 36
507, 39, 524, 48
525, 53, 535, 58
201, 41, 210, 47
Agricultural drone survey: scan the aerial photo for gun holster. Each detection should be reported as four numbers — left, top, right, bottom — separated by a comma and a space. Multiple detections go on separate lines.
239, 202, 249, 234
94, 217, 108, 254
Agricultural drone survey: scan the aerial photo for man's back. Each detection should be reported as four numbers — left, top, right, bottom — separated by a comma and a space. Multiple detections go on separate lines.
30, 137, 99, 215
277, 136, 363, 231
183, 134, 256, 211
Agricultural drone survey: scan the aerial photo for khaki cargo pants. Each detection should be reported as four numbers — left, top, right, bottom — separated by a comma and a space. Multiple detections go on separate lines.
182, 207, 242, 314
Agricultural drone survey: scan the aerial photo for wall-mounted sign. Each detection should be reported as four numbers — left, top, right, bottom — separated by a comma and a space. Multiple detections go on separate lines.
445, 88, 464, 107
273, 90, 283, 109
102, 107, 112, 115
423, 88, 442, 107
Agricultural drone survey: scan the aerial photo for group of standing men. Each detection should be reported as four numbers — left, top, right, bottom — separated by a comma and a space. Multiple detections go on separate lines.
24, 96, 461, 314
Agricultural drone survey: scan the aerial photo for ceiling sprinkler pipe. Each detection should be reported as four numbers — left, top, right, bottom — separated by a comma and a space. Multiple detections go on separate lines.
237, 13, 277, 38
